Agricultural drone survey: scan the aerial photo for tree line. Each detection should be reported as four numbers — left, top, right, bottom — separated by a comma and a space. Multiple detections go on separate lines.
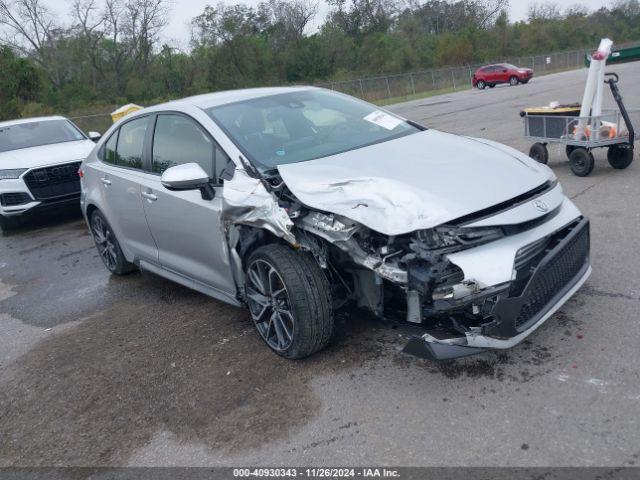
1, 0, 639, 121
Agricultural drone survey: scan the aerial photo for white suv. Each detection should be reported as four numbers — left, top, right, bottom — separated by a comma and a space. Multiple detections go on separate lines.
0, 116, 100, 229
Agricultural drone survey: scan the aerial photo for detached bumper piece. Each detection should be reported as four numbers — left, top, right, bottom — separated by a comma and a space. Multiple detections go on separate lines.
403, 337, 487, 361
404, 217, 590, 361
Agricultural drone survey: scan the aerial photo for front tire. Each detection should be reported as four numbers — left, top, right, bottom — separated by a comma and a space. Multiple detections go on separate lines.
476, 80, 486, 90
245, 244, 333, 359
607, 145, 634, 169
509, 76, 519, 86
569, 148, 595, 177
89, 210, 136, 275
529, 143, 549, 164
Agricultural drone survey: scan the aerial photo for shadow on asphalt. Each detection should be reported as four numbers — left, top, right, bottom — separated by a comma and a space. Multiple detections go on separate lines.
0, 207, 84, 238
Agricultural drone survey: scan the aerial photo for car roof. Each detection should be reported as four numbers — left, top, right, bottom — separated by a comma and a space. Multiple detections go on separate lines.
0, 115, 69, 128
147, 86, 318, 113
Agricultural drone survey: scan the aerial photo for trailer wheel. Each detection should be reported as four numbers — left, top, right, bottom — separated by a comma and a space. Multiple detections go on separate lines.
569, 148, 595, 177
529, 143, 549, 164
607, 145, 634, 169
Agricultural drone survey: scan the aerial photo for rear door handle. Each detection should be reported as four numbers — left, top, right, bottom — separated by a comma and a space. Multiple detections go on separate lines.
141, 191, 158, 202
100, 177, 111, 186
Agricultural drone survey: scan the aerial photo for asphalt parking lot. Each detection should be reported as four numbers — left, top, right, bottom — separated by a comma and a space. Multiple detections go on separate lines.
1, 62, 639, 467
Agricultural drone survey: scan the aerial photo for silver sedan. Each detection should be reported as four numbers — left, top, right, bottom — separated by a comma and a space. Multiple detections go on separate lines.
80, 87, 590, 360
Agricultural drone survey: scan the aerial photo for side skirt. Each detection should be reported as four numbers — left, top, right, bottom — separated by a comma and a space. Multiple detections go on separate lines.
138, 260, 243, 307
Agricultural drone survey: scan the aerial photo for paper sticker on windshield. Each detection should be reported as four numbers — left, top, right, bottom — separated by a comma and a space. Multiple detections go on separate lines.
364, 110, 403, 130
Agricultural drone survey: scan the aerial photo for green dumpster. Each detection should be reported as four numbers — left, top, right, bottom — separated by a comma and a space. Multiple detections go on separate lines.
585, 45, 640, 67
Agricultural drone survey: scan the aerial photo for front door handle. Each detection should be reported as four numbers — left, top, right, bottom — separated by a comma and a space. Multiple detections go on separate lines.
141, 191, 158, 202
100, 177, 111, 186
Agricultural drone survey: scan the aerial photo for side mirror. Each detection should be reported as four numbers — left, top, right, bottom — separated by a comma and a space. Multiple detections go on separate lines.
161, 163, 215, 200
88, 131, 102, 142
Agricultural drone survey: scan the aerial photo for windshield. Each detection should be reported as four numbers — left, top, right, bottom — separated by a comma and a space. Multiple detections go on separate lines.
0, 119, 86, 153
206, 89, 420, 169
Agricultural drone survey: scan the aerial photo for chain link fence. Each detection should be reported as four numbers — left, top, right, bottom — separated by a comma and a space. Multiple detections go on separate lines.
69, 113, 113, 136
317, 48, 593, 104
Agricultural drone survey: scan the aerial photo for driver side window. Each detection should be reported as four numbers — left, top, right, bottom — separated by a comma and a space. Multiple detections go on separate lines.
152, 114, 214, 178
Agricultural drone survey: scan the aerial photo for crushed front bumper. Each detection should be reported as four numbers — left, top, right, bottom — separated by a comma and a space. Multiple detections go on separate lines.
404, 217, 591, 360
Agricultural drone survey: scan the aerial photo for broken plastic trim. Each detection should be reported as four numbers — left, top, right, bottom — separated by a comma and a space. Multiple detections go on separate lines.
402, 336, 486, 361
402, 247, 591, 360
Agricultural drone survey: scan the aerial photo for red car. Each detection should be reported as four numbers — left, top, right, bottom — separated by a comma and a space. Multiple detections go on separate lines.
472, 63, 534, 89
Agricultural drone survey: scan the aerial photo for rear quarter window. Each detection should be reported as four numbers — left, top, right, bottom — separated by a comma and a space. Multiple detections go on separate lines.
116, 117, 148, 169
102, 131, 118, 164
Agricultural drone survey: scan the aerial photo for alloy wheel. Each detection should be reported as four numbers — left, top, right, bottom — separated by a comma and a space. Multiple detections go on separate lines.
246, 259, 295, 351
91, 215, 118, 271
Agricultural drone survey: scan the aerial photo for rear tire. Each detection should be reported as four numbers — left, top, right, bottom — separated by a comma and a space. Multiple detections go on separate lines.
569, 148, 595, 177
607, 145, 634, 169
529, 143, 549, 164
509, 76, 519, 86
245, 244, 333, 359
476, 80, 486, 90
89, 210, 136, 275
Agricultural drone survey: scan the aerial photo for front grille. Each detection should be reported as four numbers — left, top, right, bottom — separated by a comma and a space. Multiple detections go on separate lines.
23, 162, 81, 201
510, 237, 549, 296
514, 221, 589, 329
0, 192, 32, 207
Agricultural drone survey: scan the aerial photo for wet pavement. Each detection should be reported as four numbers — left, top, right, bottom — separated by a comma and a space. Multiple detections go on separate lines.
1, 63, 640, 466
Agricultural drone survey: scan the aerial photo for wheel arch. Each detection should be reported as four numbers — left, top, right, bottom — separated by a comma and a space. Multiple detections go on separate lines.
85, 202, 99, 221
85, 204, 137, 265
234, 226, 282, 268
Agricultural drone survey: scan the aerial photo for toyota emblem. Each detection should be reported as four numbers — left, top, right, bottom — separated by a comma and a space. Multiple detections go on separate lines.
533, 200, 549, 212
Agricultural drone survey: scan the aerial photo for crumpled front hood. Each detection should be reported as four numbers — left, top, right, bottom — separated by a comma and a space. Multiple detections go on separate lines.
0, 140, 95, 170
277, 130, 554, 236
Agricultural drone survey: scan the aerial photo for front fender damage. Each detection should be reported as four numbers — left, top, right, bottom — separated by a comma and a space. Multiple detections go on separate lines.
221, 169, 297, 297
222, 169, 296, 244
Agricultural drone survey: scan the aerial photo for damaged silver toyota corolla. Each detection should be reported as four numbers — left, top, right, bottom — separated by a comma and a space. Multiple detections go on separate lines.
80, 87, 591, 360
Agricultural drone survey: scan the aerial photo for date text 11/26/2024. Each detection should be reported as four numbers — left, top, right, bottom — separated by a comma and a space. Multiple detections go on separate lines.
233, 468, 401, 478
